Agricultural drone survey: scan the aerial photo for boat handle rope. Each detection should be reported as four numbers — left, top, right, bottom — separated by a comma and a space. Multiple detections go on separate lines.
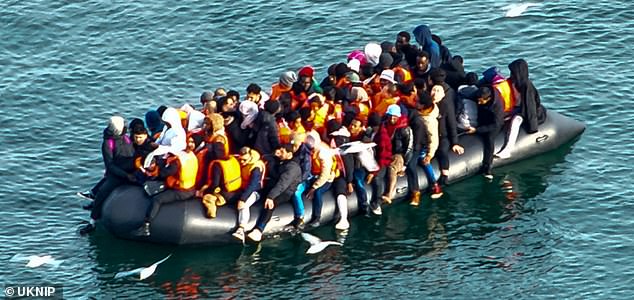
536, 134, 549, 143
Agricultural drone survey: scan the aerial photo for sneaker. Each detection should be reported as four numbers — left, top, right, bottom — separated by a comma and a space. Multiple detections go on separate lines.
483, 173, 494, 180
438, 175, 449, 186
79, 223, 96, 235
132, 222, 151, 237
82, 203, 94, 210
335, 218, 350, 230
409, 191, 421, 206
371, 205, 382, 216
77, 191, 95, 201
232, 227, 245, 243
430, 183, 444, 199
290, 217, 305, 230
494, 150, 511, 159
247, 229, 262, 242
308, 220, 321, 228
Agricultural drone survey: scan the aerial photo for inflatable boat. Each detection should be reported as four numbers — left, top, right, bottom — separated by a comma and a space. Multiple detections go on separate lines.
101, 110, 585, 245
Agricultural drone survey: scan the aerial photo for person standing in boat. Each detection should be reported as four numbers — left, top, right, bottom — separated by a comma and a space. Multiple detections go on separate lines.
247, 144, 302, 242
230, 147, 266, 243
465, 87, 504, 179
428, 68, 464, 186
134, 135, 199, 236
79, 116, 137, 235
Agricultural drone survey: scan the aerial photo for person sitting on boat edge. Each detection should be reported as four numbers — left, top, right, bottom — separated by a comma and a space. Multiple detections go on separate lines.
133, 135, 199, 236
230, 147, 266, 243
414, 90, 443, 203
247, 144, 303, 242
380, 104, 414, 205
465, 87, 505, 180
428, 68, 464, 186
347, 117, 374, 217
325, 119, 354, 230
79, 116, 137, 235
288, 132, 312, 229
303, 130, 338, 228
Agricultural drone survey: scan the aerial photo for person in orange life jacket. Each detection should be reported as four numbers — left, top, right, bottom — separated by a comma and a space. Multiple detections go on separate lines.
192, 113, 229, 190
465, 87, 505, 179
247, 144, 303, 242
428, 68, 464, 186
349, 86, 371, 123
372, 70, 400, 115
245, 83, 270, 109
379, 104, 413, 205
252, 99, 281, 164
134, 135, 199, 236
411, 92, 444, 205
307, 93, 330, 135
229, 147, 266, 242
270, 71, 297, 101
303, 131, 338, 228
398, 81, 418, 110
291, 66, 323, 109
197, 142, 241, 219
79, 116, 137, 235
279, 111, 306, 145
324, 119, 354, 230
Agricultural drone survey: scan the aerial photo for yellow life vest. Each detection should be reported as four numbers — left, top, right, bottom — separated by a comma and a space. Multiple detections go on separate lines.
310, 147, 339, 178
493, 80, 515, 113
240, 149, 266, 190
210, 132, 230, 158
211, 156, 242, 192
165, 151, 198, 190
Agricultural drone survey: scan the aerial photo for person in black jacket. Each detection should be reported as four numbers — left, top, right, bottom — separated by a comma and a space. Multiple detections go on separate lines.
252, 99, 281, 164
80, 116, 136, 235
325, 119, 355, 230
429, 68, 464, 186
465, 87, 504, 179
507, 59, 547, 134
247, 144, 302, 242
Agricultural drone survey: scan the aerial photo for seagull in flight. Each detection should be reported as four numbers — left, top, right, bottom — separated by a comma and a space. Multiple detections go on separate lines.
114, 254, 172, 280
301, 233, 342, 254
11, 254, 63, 268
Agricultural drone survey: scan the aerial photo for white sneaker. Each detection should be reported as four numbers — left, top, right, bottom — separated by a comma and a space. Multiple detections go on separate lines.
247, 229, 262, 242
232, 227, 245, 243
494, 151, 511, 159
371, 205, 382, 216
335, 218, 350, 230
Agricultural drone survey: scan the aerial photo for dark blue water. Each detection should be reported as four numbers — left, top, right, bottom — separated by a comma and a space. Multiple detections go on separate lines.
1, 1, 632, 298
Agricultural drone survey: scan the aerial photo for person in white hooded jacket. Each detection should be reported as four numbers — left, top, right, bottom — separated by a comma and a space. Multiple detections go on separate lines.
143, 107, 187, 168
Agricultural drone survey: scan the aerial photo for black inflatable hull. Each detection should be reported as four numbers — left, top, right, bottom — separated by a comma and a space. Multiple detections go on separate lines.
101, 110, 585, 245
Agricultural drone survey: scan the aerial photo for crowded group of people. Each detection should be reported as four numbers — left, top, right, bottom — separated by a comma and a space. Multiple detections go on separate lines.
77, 24, 547, 244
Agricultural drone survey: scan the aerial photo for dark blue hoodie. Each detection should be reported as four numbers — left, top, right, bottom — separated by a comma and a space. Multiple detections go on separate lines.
413, 25, 441, 68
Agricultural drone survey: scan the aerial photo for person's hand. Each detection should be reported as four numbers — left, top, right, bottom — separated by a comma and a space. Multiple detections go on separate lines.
195, 190, 203, 198
264, 198, 275, 210
237, 200, 245, 210
366, 173, 375, 184
452, 144, 465, 155
423, 155, 432, 165
466, 127, 476, 134
304, 188, 316, 201
346, 183, 354, 195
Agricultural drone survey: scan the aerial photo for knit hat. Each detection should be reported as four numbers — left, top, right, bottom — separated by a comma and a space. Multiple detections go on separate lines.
380, 41, 395, 52
347, 50, 367, 65
347, 58, 360, 73
378, 53, 394, 69
108, 116, 125, 136
200, 91, 214, 104
239, 100, 259, 129
145, 110, 164, 134
364, 42, 382, 67
386, 104, 401, 117
379, 69, 396, 84
298, 66, 315, 78
279, 71, 298, 87
346, 72, 361, 84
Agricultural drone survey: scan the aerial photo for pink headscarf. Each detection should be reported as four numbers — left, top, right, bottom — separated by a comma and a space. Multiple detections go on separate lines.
347, 50, 367, 65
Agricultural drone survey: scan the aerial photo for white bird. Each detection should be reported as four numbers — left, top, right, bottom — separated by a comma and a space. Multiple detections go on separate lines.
10, 254, 63, 268
301, 233, 342, 254
114, 254, 172, 280
504, 3, 540, 18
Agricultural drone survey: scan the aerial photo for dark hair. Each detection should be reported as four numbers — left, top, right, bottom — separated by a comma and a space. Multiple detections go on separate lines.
278, 143, 295, 153
156, 105, 167, 117
285, 110, 300, 123
477, 86, 492, 100
299, 106, 312, 121
227, 90, 240, 100
431, 34, 443, 46
452, 55, 464, 64
246, 83, 261, 94
323, 86, 336, 101
429, 68, 447, 85
418, 50, 430, 61
418, 91, 434, 109
216, 96, 228, 109
264, 99, 281, 114
397, 31, 411, 42
413, 77, 427, 91
367, 111, 381, 128
326, 119, 342, 135
200, 91, 214, 104
465, 72, 478, 86
397, 82, 415, 95
360, 63, 375, 78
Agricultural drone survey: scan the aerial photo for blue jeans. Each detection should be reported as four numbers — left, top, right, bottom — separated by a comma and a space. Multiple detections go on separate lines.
419, 150, 437, 185
310, 181, 332, 222
353, 168, 368, 212
292, 180, 308, 219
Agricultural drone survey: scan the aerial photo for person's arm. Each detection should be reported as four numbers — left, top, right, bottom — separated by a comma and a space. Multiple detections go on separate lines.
311, 151, 332, 189
267, 163, 301, 200
103, 141, 129, 179
239, 167, 263, 201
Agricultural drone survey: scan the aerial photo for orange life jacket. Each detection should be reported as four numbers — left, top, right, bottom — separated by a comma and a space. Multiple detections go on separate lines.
493, 80, 516, 114
165, 151, 198, 191
310, 147, 340, 178
240, 149, 266, 190
393, 65, 413, 84
209, 156, 242, 193
270, 83, 292, 101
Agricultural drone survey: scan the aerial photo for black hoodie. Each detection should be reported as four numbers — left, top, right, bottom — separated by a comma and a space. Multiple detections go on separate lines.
508, 59, 547, 133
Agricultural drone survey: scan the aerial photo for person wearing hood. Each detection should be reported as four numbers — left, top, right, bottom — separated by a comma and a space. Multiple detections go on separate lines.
507, 58, 547, 134
413, 24, 441, 68
364, 42, 382, 67
428, 69, 464, 186
440, 55, 466, 90
303, 130, 339, 228
379, 104, 413, 205
465, 87, 505, 179
230, 147, 266, 243
134, 135, 199, 236
144, 109, 164, 140
252, 99, 281, 162
270, 71, 297, 102
80, 116, 136, 235
432, 34, 453, 66
324, 119, 354, 230
142, 107, 188, 172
